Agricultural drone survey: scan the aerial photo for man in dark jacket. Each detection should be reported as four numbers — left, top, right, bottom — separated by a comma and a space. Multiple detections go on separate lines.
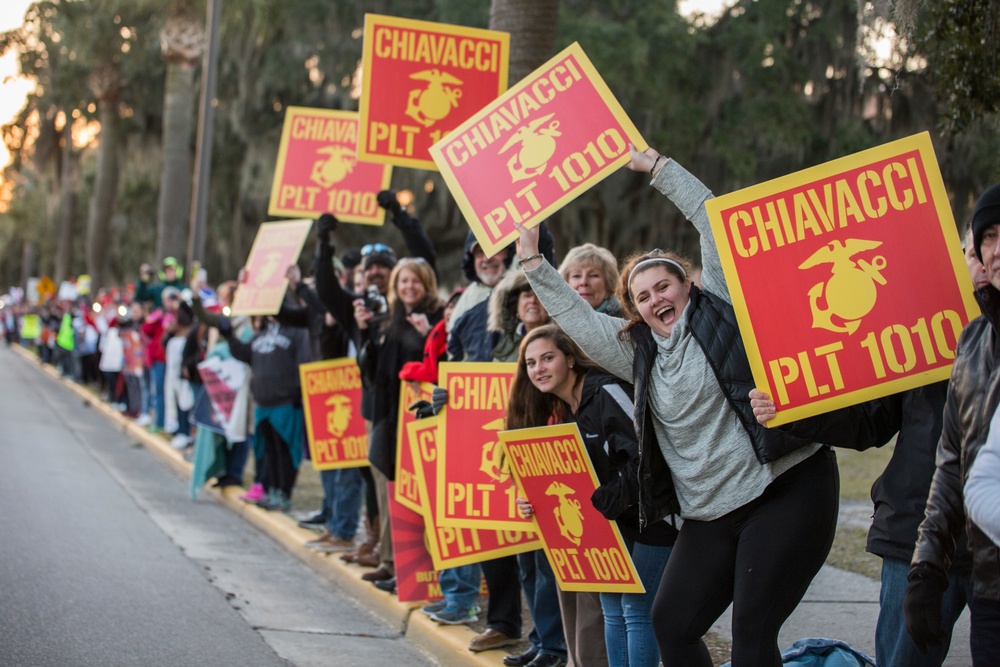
869, 226, 988, 667
906, 183, 1000, 665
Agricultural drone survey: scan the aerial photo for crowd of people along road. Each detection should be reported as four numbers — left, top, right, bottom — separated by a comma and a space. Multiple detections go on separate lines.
8, 160, 1000, 667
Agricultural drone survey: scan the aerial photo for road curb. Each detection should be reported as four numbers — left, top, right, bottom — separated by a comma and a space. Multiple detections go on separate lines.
13, 346, 507, 667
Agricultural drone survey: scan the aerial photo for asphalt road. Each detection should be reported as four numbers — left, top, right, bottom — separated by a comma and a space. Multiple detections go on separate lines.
0, 346, 435, 667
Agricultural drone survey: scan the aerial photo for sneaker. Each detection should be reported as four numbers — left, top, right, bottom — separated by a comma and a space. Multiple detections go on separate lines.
429, 605, 478, 625
146, 425, 163, 434
297, 511, 327, 530
135, 414, 153, 427
239, 483, 266, 503
421, 600, 448, 616
170, 434, 192, 449
255, 490, 291, 512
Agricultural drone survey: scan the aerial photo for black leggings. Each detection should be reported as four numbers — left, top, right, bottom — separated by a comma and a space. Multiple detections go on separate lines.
651, 448, 839, 667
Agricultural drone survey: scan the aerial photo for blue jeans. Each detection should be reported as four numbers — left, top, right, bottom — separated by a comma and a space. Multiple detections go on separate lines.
519, 549, 567, 658
876, 556, 971, 667
601, 540, 672, 667
151, 361, 166, 429
321, 467, 363, 540
969, 594, 1000, 667
439, 563, 481, 611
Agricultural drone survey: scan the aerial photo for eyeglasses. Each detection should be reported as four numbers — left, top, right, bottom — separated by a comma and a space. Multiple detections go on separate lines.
361, 243, 392, 257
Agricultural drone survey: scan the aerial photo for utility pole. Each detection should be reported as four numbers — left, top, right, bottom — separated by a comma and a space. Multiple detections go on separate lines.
186, 0, 221, 277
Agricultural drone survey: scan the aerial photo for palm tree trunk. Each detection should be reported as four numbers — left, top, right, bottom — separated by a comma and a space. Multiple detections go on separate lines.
155, 58, 197, 261
489, 0, 561, 83
85, 75, 121, 290
55, 122, 78, 284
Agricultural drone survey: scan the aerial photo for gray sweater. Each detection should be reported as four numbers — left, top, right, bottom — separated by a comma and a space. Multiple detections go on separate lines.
525, 159, 818, 520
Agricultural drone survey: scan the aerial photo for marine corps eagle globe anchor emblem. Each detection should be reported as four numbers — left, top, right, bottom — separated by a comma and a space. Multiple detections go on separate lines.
479, 417, 511, 484
405, 69, 464, 127
798, 239, 887, 335
499, 113, 561, 183
546, 481, 584, 546
310, 145, 356, 188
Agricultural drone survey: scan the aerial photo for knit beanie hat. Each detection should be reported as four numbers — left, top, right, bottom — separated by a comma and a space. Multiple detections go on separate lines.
972, 183, 1000, 261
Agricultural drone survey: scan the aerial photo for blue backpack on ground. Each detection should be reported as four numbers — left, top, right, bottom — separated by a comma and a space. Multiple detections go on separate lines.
721, 638, 876, 667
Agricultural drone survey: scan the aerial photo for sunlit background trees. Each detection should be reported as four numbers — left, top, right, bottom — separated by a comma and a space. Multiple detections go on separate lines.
0, 0, 997, 293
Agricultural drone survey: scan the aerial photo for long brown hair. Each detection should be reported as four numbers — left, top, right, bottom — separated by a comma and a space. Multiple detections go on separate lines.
614, 249, 694, 339
506, 324, 602, 429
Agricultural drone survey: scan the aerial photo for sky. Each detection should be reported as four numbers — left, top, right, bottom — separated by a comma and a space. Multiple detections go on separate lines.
0, 0, 733, 178
0, 1, 36, 174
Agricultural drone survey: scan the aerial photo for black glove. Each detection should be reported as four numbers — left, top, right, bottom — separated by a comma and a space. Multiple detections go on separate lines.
409, 400, 435, 420
408, 386, 449, 419
316, 213, 339, 246
904, 564, 949, 653
376, 190, 402, 216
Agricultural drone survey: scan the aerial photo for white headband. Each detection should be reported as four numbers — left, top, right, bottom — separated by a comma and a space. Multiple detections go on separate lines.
627, 257, 688, 295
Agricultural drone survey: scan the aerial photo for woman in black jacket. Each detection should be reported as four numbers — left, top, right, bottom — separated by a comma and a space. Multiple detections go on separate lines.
352, 256, 442, 583
508, 324, 677, 667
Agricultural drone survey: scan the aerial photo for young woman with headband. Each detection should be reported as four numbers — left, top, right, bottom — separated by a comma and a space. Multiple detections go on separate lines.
515, 145, 898, 666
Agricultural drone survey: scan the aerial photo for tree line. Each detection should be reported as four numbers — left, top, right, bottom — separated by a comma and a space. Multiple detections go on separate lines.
0, 0, 997, 293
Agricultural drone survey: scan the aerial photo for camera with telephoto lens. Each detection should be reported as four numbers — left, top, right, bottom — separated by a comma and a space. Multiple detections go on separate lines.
364, 285, 388, 324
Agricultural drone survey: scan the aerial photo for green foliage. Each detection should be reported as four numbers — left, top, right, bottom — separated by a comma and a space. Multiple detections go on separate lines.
2, 0, 1000, 289
914, 0, 1000, 133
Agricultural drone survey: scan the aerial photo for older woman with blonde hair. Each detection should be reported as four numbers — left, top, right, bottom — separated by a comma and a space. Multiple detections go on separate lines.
558, 243, 622, 316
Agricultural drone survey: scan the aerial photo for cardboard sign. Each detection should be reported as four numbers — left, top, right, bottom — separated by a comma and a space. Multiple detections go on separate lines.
299, 358, 369, 470
500, 423, 644, 593
395, 381, 434, 513
268, 107, 392, 225
408, 418, 539, 570
358, 14, 510, 170
387, 481, 443, 603
704, 132, 980, 425
436, 362, 534, 531
121, 330, 144, 375
229, 219, 313, 315
197, 356, 250, 443
430, 41, 642, 257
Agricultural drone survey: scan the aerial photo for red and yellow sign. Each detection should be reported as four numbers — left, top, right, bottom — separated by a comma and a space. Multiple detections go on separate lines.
430, 42, 642, 257
704, 133, 979, 425
387, 481, 443, 603
299, 358, 369, 470
395, 381, 433, 513
408, 418, 539, 570
358, 14, 510, 170
436, 362, 533, 531
268, 107, 393, 224
229, 219, 313, 315
500, 423, 643, 593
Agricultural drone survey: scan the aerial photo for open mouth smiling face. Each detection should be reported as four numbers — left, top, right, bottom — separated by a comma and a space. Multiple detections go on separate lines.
629, 265, 691, 338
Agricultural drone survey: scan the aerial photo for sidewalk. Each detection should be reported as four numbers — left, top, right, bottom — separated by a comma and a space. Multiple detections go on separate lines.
712, 510, 972, 667
15, 345, 975, 666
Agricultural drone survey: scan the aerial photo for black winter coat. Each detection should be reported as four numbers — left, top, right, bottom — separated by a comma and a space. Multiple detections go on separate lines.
573, 371, 677, 547
867, 381, 971, 569
365, 307, 443, 479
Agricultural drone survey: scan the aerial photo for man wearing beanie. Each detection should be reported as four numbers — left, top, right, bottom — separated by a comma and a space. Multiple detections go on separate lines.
906, 183, 1000, 665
